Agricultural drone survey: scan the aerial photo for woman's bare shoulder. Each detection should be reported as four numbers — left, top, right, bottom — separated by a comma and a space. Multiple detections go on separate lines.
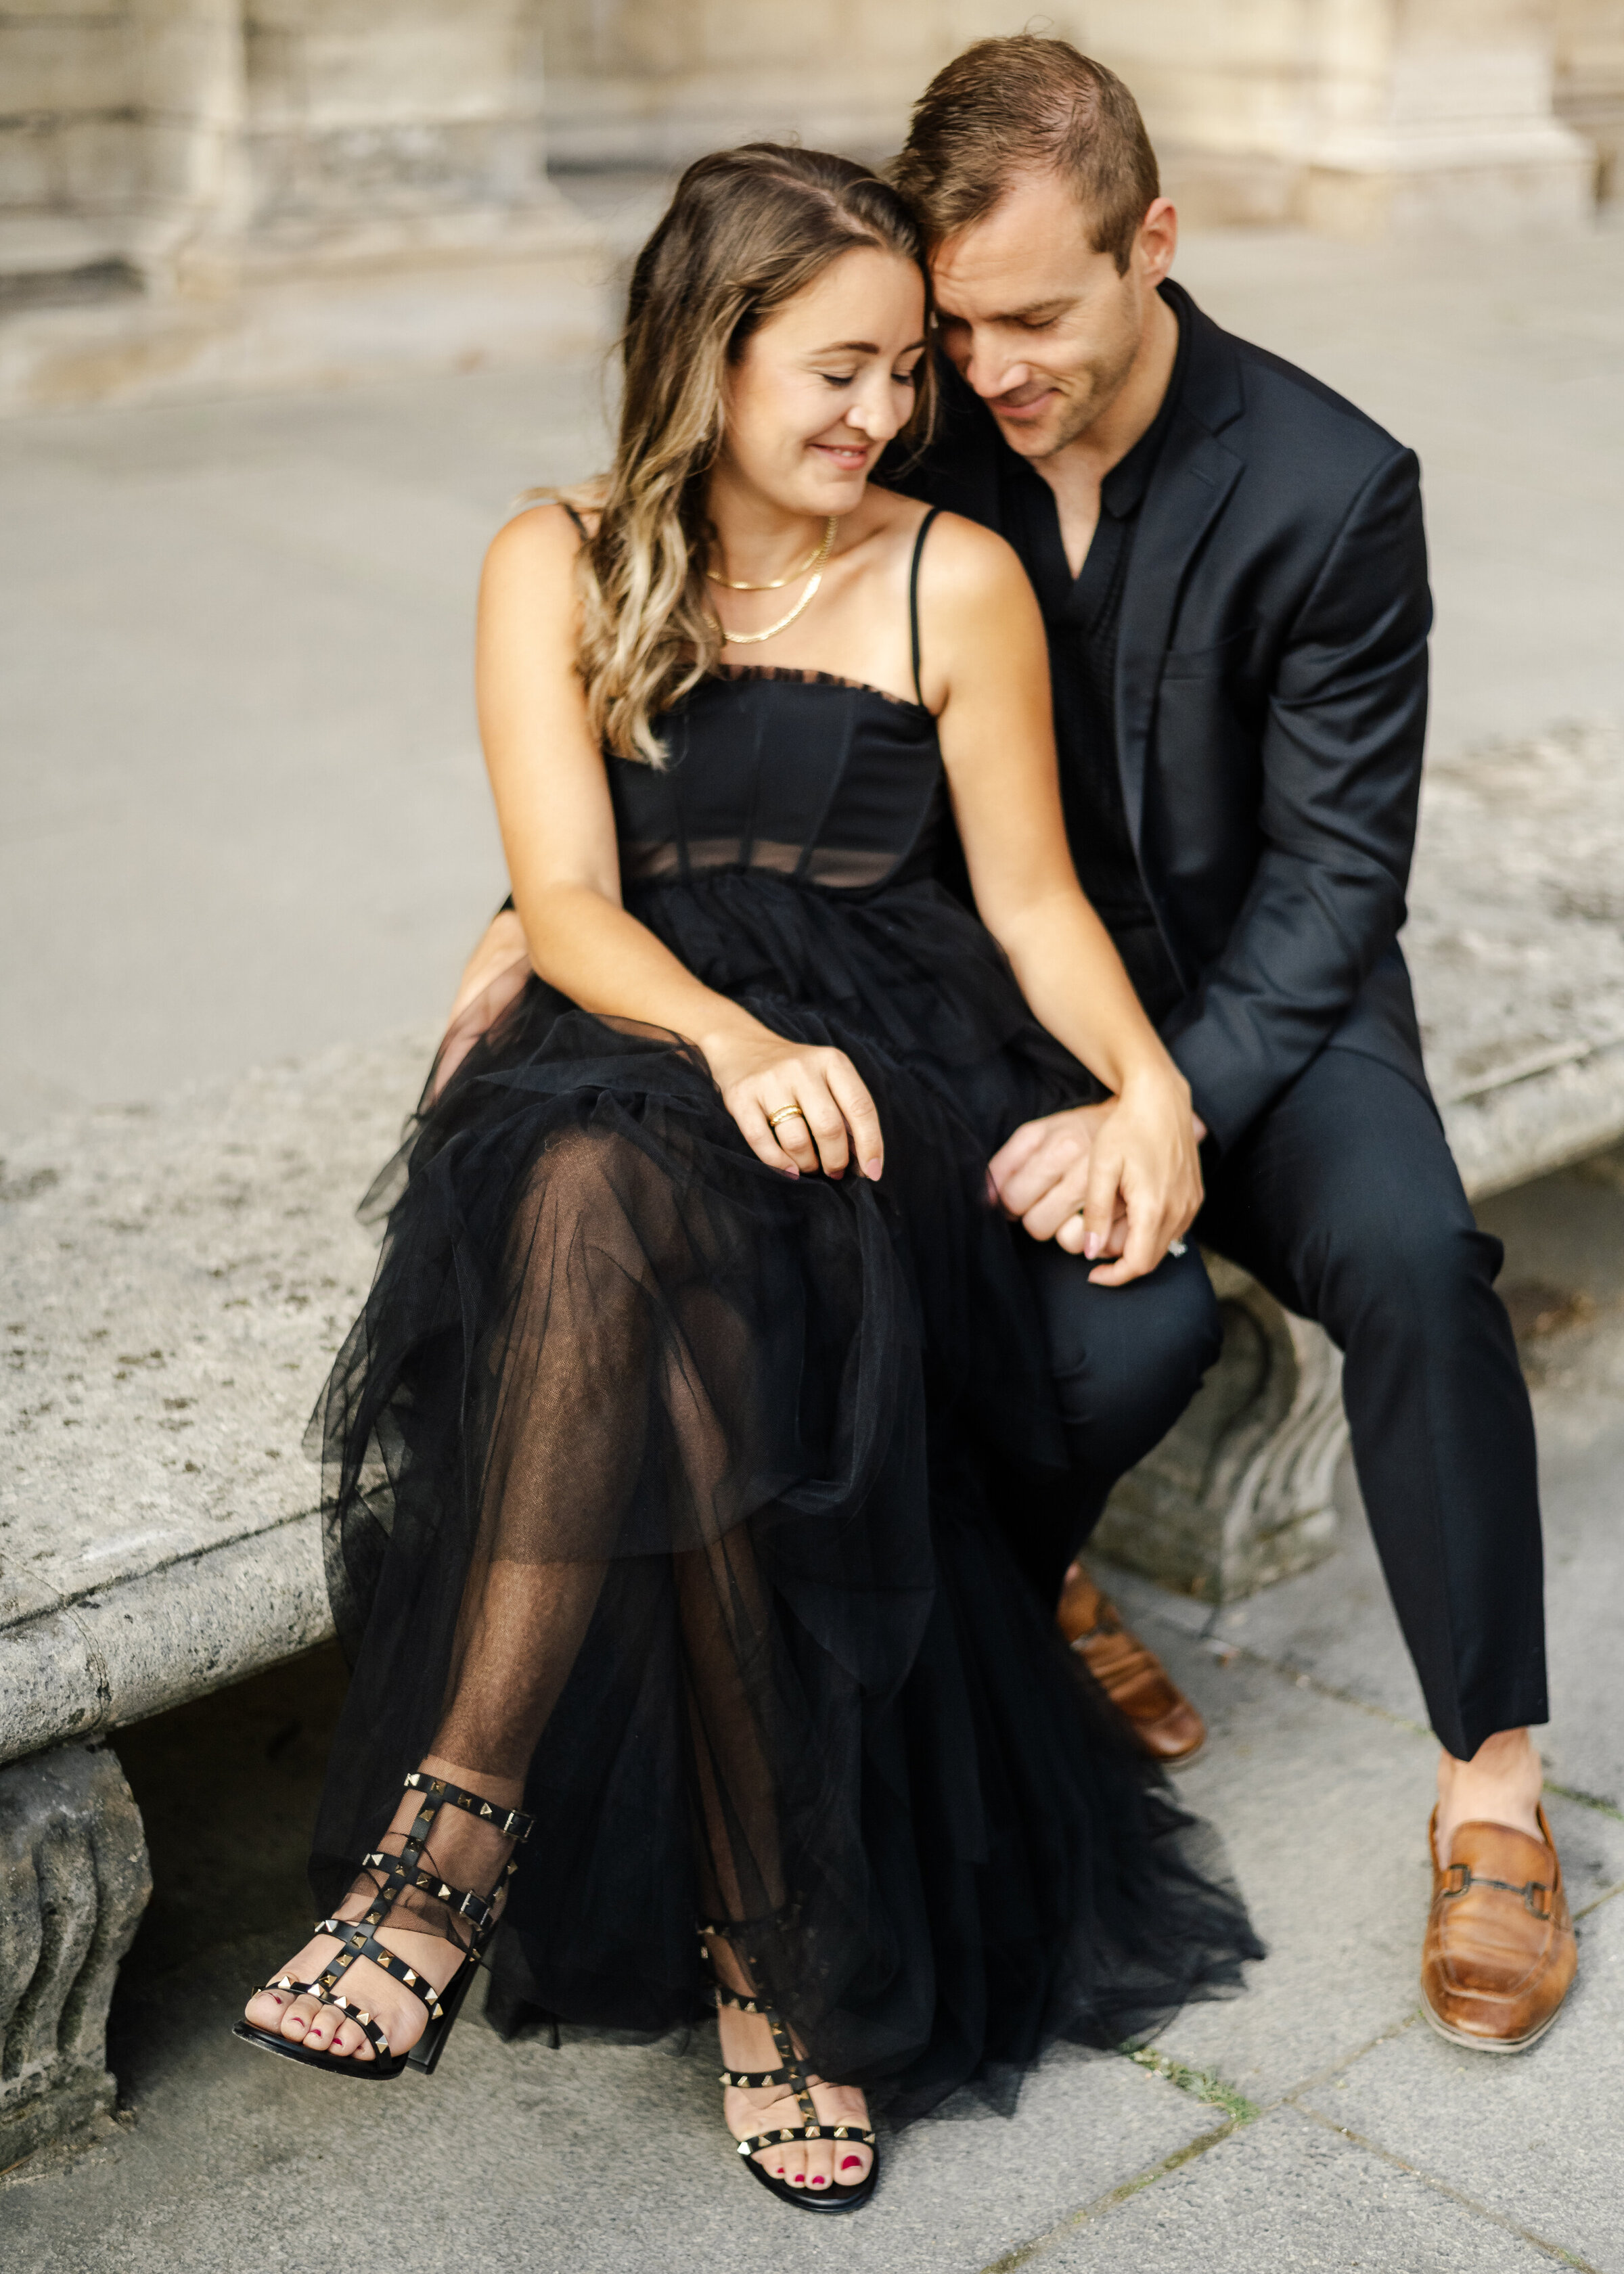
486, 499, 585, 568
908, 509, 1035, 643
863, 489, 1022, 586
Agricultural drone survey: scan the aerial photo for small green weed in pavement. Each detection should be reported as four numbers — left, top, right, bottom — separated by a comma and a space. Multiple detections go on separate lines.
1129, 2046, 1261, 2122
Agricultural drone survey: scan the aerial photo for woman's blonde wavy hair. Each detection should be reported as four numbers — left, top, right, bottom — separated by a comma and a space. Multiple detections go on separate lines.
564, 144, 935, 767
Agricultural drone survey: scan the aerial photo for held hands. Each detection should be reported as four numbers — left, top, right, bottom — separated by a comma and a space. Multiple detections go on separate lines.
987, 1080, 1205, 1286
703, 1024, 884, 1183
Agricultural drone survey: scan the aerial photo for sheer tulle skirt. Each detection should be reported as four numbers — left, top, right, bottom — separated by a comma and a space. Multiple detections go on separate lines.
309, 873, 1260, 2116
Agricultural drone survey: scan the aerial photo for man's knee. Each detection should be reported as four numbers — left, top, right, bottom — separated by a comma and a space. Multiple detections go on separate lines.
1038, 1244, 1222, 1443
1320, 1191, 1506, 1352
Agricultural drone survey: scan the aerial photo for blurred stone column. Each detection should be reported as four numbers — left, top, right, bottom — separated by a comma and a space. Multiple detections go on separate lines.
1301, 0, 1595, 233
1556, 0, 1624, 204
0, 1, 612, 412
126, 0, 253, 294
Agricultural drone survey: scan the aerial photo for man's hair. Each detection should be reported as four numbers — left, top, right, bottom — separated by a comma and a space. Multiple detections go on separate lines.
893, 36, 1159, 273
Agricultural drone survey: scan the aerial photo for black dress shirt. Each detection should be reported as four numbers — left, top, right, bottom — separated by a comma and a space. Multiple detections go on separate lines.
995, 311, 1189, 1021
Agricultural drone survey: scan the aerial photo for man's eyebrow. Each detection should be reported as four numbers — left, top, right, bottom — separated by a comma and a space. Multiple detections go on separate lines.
936, 295, 1075, 325
995, 297, 1075, 324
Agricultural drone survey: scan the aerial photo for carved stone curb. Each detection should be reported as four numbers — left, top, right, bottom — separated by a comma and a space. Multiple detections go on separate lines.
0, 1742, 150, 2171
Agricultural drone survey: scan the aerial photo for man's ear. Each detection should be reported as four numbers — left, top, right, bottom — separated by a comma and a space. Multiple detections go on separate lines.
1136, 197, 1178, 288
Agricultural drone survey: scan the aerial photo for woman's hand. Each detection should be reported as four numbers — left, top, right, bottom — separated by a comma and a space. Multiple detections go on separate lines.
987, 1074, 1203, 1285
702, 1024, 884, 1183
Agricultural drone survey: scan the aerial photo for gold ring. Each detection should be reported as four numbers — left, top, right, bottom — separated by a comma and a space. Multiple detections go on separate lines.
767, 1106, 806, 1131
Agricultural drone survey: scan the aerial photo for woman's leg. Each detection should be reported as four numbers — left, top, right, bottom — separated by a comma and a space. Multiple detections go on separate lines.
251, 1116, 874, 2174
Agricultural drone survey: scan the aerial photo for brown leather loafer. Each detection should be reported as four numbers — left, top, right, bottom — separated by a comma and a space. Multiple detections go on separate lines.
1420, 1804, 1577, 2053
1056, 1565, 1206, 1766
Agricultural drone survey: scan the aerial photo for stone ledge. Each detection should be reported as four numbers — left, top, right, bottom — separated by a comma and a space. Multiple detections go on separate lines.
1, 1037, 426, 1767
0, 1512, 329, 1773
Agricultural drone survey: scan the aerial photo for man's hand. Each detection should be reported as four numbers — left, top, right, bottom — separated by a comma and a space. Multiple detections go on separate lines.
987, 1081, 1204, 1286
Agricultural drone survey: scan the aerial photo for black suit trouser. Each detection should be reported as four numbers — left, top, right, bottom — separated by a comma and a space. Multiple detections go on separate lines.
1191, 1047, 1544, 1760
1017, 1045, 1546, 1762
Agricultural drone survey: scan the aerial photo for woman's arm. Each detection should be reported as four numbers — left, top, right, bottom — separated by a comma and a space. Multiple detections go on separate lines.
476, 506, 883, 1182
921, 513, 1201, 1284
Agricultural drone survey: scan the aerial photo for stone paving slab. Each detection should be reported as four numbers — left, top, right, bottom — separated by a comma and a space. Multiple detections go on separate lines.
1294, 1890, 1624, 2274
0, 1933, 1221, 2274
1033, 2104, 1560, 2273
1095, 1622, 1624, 2108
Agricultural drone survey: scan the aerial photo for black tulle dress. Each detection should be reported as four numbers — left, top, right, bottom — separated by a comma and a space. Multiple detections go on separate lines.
309, 586, 1261, 2122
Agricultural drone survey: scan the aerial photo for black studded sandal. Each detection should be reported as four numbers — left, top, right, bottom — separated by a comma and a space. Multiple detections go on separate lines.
701, 1921, 879, 2212
233, 1769, 533, 2082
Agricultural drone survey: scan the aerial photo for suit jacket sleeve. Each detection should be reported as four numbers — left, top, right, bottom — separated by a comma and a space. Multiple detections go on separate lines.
1160, 447, 1431, 1150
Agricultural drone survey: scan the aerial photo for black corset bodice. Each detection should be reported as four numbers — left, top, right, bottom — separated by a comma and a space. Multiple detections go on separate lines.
608, 666, 946, 896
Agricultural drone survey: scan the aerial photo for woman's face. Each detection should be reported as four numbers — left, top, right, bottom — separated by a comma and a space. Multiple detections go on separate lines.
719, 246, 927, 518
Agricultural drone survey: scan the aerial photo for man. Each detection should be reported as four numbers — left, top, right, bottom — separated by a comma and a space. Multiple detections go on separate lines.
893, 36, 1569, 2053
450, 37, 1572, 2051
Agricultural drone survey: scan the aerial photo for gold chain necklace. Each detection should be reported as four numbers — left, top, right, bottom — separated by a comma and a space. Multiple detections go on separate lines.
706, 516, 837, 591
703, 518, 837, 647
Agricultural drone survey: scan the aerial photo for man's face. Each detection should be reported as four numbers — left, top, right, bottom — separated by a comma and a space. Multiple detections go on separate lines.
930, 171, 1172, 461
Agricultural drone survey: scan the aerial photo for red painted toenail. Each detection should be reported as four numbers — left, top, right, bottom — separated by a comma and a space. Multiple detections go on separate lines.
841, 2156, 863, 2170
811, 2176, 828, 2187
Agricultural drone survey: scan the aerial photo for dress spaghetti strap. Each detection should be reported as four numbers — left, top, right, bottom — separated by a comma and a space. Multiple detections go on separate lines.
908, 507, 942, 709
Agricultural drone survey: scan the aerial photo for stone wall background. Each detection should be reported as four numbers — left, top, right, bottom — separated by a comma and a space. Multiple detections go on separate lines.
0, 2, 1619, 403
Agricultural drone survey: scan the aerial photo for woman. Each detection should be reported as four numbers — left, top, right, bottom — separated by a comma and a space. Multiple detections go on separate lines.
235, 145, 1259, 2212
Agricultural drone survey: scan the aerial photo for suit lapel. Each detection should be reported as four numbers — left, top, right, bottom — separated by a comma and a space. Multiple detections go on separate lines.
1114, 408, 1244, 864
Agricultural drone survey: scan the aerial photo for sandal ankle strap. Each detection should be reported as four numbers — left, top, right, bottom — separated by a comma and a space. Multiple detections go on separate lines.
403, 1771, 534, 1844
362, 1849, 515, 1937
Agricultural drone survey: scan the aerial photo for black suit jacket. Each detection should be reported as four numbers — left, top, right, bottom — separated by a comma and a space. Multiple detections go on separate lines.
899, 280, 1434, 1153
